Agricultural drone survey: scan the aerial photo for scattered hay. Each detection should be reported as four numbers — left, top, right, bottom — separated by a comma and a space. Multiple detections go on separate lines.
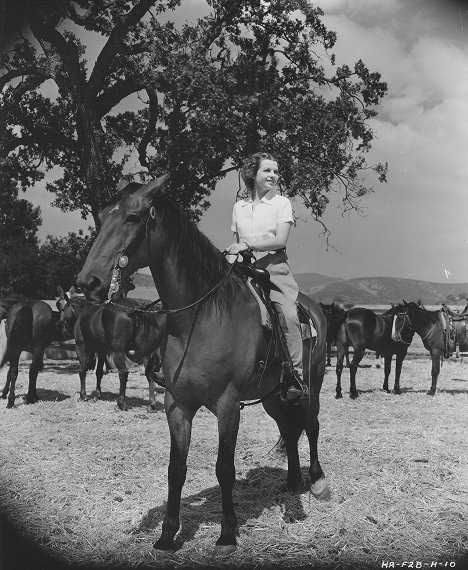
0, 357, 467, 569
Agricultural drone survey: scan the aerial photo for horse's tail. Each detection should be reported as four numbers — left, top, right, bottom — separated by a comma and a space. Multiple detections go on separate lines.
4, 305, 32, 365
0, 320, 8, 368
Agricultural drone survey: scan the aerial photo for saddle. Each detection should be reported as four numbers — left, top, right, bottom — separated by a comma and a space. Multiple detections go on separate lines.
440, 306, 468, 358
234, 253, 317, 389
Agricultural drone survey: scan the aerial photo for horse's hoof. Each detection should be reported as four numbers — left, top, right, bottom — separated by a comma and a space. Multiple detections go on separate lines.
392, 389, 401, 395
147, 405, 158, 413
6, 402, 15, 409
1, 393, 7, 399
310, 478, 331, 501
335, 393, 342, 399
214, 544, 237, 556
152, 539, 177, 552
350, 392, 359, 399
426, 390, 436, 396
115, 404, 128, 412
383, 388, 390, 393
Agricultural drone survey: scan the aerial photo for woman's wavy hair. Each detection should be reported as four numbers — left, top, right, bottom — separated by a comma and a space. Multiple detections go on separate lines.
240, 152, 277, 196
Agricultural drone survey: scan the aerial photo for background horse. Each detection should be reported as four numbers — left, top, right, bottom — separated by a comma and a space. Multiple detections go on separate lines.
57, 290, 165, 411
393, 301, 467, 395
320, 302, 349, 367
77, 176, 330, 554
0, 299, 62, 408
335, 306, 414, 399
0, 293, 28, 321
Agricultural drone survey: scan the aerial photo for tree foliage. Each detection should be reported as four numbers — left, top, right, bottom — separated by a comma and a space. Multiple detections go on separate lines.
1, 0, 388, 231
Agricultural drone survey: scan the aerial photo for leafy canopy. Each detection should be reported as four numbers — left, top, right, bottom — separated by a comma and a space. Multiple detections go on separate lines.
1, 0, 388, 232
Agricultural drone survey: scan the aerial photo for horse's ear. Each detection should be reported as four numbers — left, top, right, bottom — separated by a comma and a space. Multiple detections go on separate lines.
57, 286, 64, 297
142, 172, 171, 199
69, 286, 75, 296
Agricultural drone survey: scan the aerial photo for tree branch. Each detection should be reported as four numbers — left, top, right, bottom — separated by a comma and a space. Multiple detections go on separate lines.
138, 88, 159, 168
87, 0, 157, 97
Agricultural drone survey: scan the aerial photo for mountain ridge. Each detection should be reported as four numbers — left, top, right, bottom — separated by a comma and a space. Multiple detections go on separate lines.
131, 272, 468, 306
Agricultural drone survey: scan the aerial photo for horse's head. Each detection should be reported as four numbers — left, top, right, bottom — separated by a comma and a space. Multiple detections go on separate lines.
391, 302, 414, 343
77, 173, 169, 302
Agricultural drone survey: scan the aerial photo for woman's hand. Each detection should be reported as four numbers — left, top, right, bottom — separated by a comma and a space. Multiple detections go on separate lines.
226, 242, 250, 255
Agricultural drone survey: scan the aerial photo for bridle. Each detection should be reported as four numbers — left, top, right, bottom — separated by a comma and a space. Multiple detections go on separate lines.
392, 311, 413, 345
106, 204, 238, 315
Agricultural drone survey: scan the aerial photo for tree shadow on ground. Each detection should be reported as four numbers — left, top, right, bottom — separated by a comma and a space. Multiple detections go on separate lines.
135, 466, 313, 549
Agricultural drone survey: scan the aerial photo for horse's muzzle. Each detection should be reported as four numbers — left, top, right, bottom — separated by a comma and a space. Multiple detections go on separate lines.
77, 275, 107, 303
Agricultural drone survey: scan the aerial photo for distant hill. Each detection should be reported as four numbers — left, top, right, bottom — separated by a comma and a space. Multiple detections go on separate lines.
294, 272, 343, 291
301, 275, 468, 306
130, 271, 468, 307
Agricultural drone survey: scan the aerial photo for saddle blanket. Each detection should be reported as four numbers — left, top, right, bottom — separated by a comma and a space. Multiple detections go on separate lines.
247, 280, 317, 340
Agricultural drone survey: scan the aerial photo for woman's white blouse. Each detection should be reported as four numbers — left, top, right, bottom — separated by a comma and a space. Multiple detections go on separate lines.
231, 193, 294, 251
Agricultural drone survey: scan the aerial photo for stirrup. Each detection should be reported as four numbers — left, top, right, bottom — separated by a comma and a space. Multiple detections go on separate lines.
280, 370, 309, 405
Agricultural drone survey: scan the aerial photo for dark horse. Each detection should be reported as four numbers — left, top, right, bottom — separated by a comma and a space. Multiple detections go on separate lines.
56, 290, 165, 411
0, 293, 27, 320
335, 306, 414, 399
77, 175, 330, 554
320, 302, 349, 367
393, 301, 468, 395
0, 299, 62, 408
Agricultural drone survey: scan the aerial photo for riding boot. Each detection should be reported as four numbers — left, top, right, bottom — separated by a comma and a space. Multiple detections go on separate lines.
281, 366, 309, 405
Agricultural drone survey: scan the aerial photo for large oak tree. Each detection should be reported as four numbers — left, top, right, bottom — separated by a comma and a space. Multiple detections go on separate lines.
1, 0, 388, 229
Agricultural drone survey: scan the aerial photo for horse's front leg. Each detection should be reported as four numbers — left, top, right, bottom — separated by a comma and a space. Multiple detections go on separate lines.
306, 414, 331, 501
428, 350, 441, 395
392, 352, 404, 394
24, 350, 44, 404
112, 353, 128, 411
335, 345, 346, 399
154, 391, 194, 552
92, 353, 106, 401
76, 344, 88, 401
326, 340, 332, 367
349, 348, 364, 399
382, 354, 392, 393
215, 392, 240, 553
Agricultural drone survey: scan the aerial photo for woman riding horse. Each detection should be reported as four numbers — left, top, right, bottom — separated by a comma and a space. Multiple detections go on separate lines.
77, 169, 329, 554
227, 152, 308, 403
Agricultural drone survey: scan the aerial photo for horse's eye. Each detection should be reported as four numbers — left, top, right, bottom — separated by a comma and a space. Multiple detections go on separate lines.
126, 214, 141, 224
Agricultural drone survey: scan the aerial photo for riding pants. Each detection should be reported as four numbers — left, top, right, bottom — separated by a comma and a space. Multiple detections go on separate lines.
255, 251, 303, 377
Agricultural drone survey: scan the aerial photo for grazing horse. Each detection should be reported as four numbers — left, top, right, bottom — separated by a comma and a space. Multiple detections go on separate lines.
335, 306, 414, 399
0, 299, 62, 408
77, 175, 330, 554
56, 290, 165, 411
393, 301, 468, 395
320, 302, 349, 367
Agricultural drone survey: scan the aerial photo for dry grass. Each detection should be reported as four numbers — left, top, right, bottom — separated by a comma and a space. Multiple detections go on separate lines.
0, 355, 467, 570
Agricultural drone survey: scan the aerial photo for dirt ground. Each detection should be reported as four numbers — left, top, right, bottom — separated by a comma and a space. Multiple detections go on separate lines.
0, 354, 467, 570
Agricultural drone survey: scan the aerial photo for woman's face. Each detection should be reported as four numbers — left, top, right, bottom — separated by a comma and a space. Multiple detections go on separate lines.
254, 159, 279, 193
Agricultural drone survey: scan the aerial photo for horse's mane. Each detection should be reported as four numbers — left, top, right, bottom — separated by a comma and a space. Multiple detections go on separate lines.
150, 193, 242, 311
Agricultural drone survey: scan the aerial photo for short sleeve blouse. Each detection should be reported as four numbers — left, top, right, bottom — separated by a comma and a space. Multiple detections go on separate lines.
231, 193, 294, 248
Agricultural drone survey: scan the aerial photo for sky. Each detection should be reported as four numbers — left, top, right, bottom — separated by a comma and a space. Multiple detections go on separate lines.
21, 0, 468, 283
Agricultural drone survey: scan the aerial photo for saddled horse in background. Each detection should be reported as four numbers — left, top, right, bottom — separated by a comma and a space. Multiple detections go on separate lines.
0, 299, 62, 408
335, 306, 414, 399
77, 175, 330, 554
56, 289, 165, 411
393, 300, 468, 395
